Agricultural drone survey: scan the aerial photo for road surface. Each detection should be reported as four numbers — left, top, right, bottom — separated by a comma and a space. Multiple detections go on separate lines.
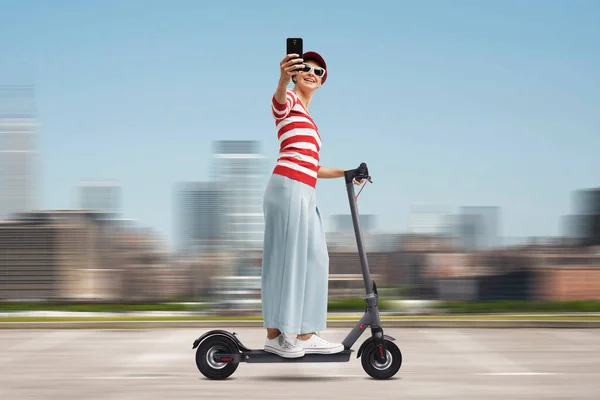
1, 327, 598, 399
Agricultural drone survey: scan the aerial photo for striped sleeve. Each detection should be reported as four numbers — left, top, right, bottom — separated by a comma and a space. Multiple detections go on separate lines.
271, 89, 298, 120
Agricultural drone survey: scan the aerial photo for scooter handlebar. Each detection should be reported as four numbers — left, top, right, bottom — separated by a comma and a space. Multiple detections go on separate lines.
344, 162, 372, 185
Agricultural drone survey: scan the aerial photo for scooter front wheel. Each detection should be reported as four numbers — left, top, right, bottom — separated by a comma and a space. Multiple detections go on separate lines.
360, 339, 402, 380
195, 334, 240, 380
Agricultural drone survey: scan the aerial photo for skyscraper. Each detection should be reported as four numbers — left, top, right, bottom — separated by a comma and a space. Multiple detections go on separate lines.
571, 188, 600, 245
327, 213, 380, 251
574, 188, 600, 215
211, 140, 266, 253
330, 213, 377, 233
0, 85, 38, 220
207, 140, 266, 310
407, 204, 454, 236
455, 206, 501, 251
79, 180, 122, 217
174, 181, 226, 254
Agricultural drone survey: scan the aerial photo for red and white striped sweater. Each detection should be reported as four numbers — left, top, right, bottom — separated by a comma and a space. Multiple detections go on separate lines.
271, 89, 321, 188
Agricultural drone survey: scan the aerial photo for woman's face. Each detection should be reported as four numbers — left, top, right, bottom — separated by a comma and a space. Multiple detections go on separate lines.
294, 60, 325, 91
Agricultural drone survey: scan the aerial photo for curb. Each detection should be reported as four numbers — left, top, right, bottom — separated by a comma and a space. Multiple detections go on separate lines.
1, 320, 599, 329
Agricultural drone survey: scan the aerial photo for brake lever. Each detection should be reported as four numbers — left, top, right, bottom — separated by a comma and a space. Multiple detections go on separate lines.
357, 175, 372, 184
354, 175, 371, 200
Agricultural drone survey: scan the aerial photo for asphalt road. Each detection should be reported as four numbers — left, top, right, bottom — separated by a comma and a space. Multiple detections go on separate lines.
1, 327, 598, 399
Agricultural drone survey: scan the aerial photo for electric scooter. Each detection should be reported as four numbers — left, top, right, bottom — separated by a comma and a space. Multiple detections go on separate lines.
192, 163, 402, 380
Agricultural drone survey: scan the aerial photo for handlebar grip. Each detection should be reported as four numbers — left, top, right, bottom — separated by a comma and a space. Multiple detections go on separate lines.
344, 162, 372, 185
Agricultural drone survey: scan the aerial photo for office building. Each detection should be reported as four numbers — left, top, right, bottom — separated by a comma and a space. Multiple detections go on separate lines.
569, 188, 600, 246
208, 140, 266, 309
574, 188, 600, 215
0, 85, 37, 220
0, 209, 173, 301
327, 213, 381, 251
174, 181, 226, 254
79, 180, 122, 217
211, 140, 266, 253
330, 213, 377, 233
0, 210, 120, 300
407, 204, 454, 236
455, 206, 501, 251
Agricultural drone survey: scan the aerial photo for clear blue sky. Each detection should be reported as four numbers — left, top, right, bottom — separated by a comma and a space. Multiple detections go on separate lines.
1, 0, 599, 247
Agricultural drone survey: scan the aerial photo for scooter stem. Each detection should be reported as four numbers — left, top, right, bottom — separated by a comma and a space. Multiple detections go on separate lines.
345, 180, 373, 296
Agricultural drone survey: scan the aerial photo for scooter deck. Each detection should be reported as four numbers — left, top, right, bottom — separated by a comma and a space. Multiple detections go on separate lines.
229, 349, 353, 363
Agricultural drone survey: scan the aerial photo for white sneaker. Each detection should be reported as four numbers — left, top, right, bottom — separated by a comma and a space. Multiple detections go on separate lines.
264, 334, 305, 358
295, 333, 345, 354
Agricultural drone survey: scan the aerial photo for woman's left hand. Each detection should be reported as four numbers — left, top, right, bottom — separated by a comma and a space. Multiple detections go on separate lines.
352, 178, 363, 185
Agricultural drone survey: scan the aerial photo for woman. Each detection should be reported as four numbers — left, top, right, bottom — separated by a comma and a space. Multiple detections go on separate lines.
261, 50, 362, 358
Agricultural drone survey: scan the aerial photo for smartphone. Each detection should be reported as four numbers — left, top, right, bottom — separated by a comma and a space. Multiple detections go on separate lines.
286, 38, 304, 74
286, 38, 303, 58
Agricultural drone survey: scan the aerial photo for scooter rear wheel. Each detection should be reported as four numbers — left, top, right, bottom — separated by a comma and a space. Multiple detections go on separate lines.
195, 334, 239, 380
360, 339, 402, 380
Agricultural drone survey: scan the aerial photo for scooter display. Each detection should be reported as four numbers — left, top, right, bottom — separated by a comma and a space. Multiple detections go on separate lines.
192, 163, 402, 380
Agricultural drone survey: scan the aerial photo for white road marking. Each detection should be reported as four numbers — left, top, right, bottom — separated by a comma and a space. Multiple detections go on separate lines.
135, 353, 190, 363
0, 330, 92, 366
121, 330, 197, 369
83, 375, 176, 380
550, 330, 600, 349
156, 329, 194, 344
419, 329, 530, 374
6, 330, 91, 352
474, 372, 561, 376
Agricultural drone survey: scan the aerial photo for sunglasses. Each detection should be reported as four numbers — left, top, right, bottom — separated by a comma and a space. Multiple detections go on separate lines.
298, 63, 326, 77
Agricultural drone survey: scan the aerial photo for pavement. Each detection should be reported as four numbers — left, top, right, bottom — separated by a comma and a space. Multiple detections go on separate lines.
1, 327, 598, 399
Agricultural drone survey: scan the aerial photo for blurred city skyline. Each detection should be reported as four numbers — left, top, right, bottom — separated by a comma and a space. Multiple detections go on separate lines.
1, 0, 599, 250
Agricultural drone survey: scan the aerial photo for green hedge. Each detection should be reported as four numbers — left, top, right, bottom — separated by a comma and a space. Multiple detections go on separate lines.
0, 303, 205, 312
436, 300, 600, 313
328, 297, 391, 311
0, 298, 385, 313
3, 299, 599, 314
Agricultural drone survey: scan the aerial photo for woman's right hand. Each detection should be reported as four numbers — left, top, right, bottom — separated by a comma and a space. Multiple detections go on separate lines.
279, 54, 304, 84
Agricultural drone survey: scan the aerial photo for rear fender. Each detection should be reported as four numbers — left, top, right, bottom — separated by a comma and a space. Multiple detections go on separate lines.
192, 330, 252, 352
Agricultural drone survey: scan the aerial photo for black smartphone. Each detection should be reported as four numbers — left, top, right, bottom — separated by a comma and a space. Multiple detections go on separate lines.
286, 38, 303, 58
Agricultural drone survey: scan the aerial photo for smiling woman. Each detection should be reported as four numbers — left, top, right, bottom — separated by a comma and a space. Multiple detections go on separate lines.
259, 48, 366, 359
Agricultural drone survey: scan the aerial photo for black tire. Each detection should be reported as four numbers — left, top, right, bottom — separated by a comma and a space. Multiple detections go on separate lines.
195, 335, 240, 380
360, 339, 402, 380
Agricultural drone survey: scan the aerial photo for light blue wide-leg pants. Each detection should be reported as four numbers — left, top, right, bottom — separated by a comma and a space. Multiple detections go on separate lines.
261, 173, 329, 334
